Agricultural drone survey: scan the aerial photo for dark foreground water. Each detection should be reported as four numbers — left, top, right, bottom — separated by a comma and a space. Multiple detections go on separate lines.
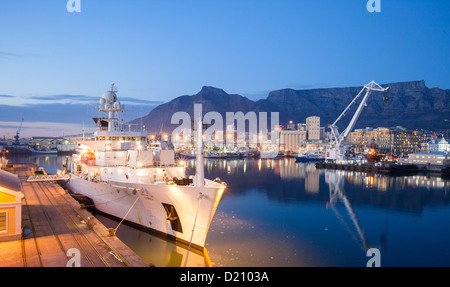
8, 154, 450, 267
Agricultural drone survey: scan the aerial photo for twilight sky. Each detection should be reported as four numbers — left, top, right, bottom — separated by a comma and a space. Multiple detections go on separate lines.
0, 0, 449, 137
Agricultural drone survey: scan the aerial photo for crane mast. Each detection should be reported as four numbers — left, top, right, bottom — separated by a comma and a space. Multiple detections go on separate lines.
326, 81, 389, 163
14, 118, 24, 145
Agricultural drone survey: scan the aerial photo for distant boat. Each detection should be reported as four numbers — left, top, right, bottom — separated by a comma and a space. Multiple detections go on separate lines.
4, 145, 30, 154
295, 153, 325, 162
204, 151, 226, 159
178, 151, 197, 158
259, 149, 279, 159
30, 148, 57, 154
388, 162, 419, 173
224, 152, 239, 159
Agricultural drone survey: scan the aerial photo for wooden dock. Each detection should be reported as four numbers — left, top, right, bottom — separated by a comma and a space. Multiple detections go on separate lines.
0, 164, 149, 267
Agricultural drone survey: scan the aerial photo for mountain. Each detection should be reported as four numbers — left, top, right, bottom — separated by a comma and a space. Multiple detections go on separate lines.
131, 80, 450, 135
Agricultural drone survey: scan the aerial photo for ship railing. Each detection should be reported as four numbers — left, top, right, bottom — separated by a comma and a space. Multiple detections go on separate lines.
93, 161, 179, 169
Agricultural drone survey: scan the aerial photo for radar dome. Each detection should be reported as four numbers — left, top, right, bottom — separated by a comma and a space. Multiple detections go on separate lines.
99, 98, 106, 105
102, 91, 116, 103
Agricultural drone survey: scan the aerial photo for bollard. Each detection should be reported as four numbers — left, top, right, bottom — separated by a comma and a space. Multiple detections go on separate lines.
107, 228, 116, 236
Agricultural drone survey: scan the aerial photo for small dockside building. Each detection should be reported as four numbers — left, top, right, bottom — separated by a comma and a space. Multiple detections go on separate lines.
398, 151, 450, 167
0, 169, 22, 242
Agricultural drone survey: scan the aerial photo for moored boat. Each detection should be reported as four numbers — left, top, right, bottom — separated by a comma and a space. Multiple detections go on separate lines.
295, 152, 325, 162
62, 85, 226, 250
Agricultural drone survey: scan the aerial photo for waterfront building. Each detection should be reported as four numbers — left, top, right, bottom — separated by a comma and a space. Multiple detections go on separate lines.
398, 151, 450, 166
286, 121, 296, 130
428, 137, 449, 153
0, 170, 22, 242
280, 129, 307, 153
347, 127, 421, 155
306, 116, 321, 140
279, 117, 328, 153
420, 140, 429, 152
299, 139, 329, 154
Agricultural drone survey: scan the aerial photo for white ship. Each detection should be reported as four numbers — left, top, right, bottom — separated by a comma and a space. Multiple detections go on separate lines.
63, 85, 226, 250
259, 148, 279, 159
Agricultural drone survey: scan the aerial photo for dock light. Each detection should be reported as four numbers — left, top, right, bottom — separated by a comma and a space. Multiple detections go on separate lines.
178, 160, 185, 167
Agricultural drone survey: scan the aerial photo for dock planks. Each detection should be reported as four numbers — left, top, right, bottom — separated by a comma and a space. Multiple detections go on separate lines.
0, 164, 149, 267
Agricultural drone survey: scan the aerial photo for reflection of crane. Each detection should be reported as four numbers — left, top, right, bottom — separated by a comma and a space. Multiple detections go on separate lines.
14, 118, 24, 145
325, 170, 370, 252
326, 81, 389, 163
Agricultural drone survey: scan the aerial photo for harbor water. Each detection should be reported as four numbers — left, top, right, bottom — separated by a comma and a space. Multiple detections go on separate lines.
7, 154, 450, 267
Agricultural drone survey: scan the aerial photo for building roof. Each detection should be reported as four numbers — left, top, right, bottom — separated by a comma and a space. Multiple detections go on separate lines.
410, 151, 449, 156
0, 169, 22, 193
429, 137, 448, 144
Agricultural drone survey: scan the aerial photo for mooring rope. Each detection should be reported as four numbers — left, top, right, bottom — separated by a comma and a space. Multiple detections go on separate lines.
114, 195, 140, 233
183, 192, 203, 267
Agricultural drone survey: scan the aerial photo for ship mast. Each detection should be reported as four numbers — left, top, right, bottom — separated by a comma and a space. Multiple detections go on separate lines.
99, 83, 124, 133
195, 114, 205, 187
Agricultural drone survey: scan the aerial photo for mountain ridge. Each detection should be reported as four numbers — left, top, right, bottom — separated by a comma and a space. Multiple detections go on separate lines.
130, 80, 450, 134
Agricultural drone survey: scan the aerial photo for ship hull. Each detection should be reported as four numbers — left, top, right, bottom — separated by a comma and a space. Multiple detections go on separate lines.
64, 175, 225, 250
295, 157, 323, 162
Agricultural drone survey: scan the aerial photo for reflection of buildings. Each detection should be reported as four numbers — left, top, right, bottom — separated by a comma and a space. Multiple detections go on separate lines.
279, 159, 306, 179
405, 175, 448, 189
336, 169, 449, 192
305, 164, 319, 194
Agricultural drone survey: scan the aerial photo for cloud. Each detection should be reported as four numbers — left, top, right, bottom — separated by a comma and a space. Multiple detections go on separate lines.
286, 83, 328, 90
0, 51, 39, 60
21, 94, 163, 106
27, 94, 96, 102
119, 97, 163, 105
0, 52, 21, 59
0, 121, 91, 137
0, 95, 15, 98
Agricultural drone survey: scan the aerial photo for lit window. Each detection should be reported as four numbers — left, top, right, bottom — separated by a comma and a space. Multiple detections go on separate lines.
0, 212, 7, 233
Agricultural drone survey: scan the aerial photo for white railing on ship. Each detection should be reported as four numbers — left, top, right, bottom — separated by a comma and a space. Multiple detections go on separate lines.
81, 161, 179, 169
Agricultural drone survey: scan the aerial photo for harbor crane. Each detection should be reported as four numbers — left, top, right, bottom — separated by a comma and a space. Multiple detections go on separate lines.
325, 81, 389, 163
14, 117, 24, 145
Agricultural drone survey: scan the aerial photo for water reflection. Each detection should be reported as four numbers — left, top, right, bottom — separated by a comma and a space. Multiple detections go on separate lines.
325, 170, 369, 252
188, 158, 450, 214
97, 214, 207, 267
7, 154, 66, 175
